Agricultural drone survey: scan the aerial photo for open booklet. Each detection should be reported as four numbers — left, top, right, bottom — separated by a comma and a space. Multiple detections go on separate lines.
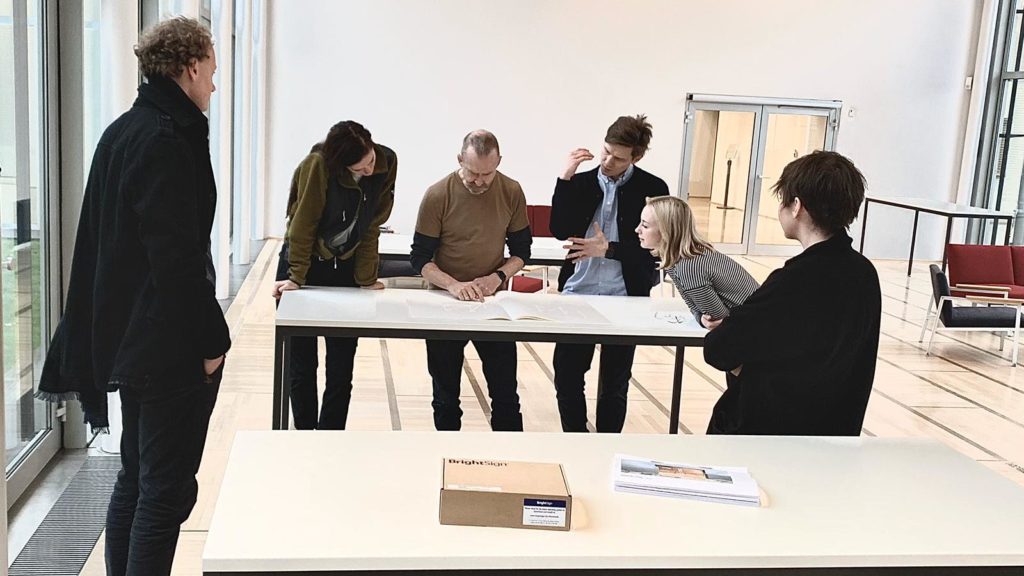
407, 291, 609, 324
613, 454, 761, 507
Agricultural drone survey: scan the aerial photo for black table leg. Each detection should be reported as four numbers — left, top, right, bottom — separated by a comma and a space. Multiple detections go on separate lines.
272, 329, 291, 430
1006, 217, 1014, 245
942, 216, 953, 272
859, 200, 869, 253
669, 346, 685, 435
596, 353, 604, 433
907, 211, 920, 277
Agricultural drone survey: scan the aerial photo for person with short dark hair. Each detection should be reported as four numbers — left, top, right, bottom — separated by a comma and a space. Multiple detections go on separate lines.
411, 130, 532, 431
38, 16, 229, 575
272, 120, 397, 430
702, 150, 881, 436
550, 115, 669, 433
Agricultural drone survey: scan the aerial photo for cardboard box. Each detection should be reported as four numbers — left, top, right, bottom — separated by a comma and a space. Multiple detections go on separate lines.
439, 458, 572, 531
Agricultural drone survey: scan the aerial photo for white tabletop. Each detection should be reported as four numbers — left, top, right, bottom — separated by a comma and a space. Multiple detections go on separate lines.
276, 287, 705, 341
378, 233, 569, 264
203, 432, 1024, 573
866, 195, 1015, 217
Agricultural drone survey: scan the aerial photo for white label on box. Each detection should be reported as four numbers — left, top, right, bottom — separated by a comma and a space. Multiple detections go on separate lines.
522, 498, 567, 527
445, 483, 502, 492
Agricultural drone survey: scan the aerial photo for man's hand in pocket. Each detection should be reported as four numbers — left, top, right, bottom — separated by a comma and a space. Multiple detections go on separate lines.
204, 355, 225, 376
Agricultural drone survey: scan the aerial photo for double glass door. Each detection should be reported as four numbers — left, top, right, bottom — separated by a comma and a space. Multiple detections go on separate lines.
679, 98, 839, 256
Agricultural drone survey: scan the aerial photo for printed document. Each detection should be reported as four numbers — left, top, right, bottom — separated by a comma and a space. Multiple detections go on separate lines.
408, 291, 609, 324
613, 454, 761, 507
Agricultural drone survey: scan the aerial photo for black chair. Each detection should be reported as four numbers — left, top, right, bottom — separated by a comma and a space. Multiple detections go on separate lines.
921, 264, 1024, 365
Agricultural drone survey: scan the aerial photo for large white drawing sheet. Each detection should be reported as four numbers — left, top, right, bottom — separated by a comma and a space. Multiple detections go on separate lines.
407, 291, 609, 324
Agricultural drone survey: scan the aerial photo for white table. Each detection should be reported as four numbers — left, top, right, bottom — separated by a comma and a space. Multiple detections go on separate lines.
273, 287, 705, 433
203, 431, 1024, 575
378, 233, 569, 266
858, 196, 1015, 276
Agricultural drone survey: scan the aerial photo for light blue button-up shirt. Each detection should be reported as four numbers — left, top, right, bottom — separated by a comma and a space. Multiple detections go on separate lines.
562, 164, 634, 296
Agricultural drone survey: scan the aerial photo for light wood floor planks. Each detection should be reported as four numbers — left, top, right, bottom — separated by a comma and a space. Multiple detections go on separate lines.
79, 239, 1024, 575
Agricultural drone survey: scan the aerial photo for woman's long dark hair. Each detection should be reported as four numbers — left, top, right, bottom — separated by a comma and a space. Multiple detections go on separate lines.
312, 120, 373, 174
287, 121, 374, 213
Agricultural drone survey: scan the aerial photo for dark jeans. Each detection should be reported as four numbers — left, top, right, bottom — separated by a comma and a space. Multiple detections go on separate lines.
105, 364, 222, 576
553, 343, 636, 433
426, 339, 523, 431
277, 245, 359, 429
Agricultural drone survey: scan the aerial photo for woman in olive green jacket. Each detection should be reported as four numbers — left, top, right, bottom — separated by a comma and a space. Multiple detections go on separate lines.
272, 120, 397, 429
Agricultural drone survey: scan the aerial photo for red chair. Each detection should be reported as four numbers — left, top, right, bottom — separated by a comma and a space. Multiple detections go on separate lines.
528, 205, 553, 238
946, 244, 1024, 299
509, 275, 544, 293
518, 205, 555, 291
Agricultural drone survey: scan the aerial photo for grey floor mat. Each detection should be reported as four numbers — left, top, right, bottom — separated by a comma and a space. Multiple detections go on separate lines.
10, 456, 120, 576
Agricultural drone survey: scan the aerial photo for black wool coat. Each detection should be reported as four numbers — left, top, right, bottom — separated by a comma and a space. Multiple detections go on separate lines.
38, 76, 231, 429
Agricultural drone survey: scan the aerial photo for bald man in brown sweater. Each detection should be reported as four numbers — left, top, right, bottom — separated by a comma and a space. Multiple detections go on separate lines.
410, 130, 533, 431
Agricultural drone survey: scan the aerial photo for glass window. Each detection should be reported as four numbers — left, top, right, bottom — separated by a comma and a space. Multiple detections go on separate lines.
83, 0, 102, 166
684, 110, 755, 246
975, 0, 1024, 244
988, 78, 1024, 212
1006, 1, 1023, 72
0, 0, 53, 472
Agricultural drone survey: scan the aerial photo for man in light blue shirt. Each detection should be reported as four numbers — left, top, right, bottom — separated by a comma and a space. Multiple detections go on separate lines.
561, 164, 633, 296
549, 115, 669, 432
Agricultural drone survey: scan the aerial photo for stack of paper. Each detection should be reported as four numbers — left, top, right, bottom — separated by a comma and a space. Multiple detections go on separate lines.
613, 454, 761, 507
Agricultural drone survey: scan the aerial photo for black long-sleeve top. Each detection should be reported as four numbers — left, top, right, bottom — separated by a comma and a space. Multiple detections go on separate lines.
703, 232, 881, 436
410, 227, 531, 275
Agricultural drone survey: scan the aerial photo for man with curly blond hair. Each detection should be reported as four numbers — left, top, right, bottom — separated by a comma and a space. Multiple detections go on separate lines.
39, 16, 228, 576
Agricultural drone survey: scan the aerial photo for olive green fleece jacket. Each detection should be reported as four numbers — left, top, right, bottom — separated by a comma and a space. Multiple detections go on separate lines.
284, 143, 397, 286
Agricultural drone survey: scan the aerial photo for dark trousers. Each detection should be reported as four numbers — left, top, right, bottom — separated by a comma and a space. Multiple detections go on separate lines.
105, 366, 222, 576
553, 343, 636, 433
277, 245, 359, 430
706, 372, 742, 435
426, 339, 523, 431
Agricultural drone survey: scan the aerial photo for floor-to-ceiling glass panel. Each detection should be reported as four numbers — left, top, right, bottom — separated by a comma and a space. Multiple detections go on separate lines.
685, 110, 755, 246
83, 0, 102, 165
989, 79, 1024, 215
753, 114, 828, 247
0, 0, 52, 472
1005, 0, 1024, 73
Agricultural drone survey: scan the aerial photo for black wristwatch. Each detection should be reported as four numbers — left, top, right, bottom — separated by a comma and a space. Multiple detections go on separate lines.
604, 242, 616, 259
494, 270, 508, 283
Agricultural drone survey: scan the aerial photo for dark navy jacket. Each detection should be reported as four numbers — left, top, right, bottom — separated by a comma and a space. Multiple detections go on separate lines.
549, 166, 668, 296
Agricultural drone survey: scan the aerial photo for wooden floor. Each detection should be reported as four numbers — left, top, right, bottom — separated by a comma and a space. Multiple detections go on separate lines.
80, 239, 1024, 575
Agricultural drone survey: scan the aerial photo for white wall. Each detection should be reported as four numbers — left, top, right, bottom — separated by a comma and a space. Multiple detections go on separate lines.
265, 0, 984, 259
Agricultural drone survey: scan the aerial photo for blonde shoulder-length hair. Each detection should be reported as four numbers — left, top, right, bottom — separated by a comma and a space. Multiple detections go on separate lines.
645, 196, 713, 269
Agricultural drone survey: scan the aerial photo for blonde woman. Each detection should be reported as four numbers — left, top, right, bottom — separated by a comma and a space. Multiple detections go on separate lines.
635, 196, 759, 327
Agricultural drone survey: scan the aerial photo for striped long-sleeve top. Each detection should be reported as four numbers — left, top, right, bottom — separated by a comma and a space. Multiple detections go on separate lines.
666, 250, 760, 324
